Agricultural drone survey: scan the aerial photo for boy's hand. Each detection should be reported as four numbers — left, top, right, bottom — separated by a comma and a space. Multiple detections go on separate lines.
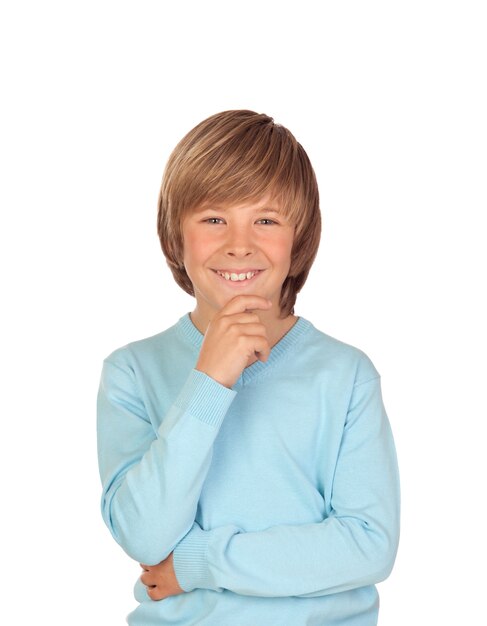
195, 295, 272, 388
140, 553, 184, 601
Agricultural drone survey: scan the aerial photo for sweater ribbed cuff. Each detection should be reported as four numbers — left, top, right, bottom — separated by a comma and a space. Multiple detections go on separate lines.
173, 524, 214, 592
175, 369, 237, 428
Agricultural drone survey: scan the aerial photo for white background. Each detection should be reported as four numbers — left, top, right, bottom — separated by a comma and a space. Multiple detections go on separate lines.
1, 1, 486, 624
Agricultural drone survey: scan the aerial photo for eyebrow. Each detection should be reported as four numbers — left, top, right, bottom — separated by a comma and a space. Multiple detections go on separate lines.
194, 205, 281, 213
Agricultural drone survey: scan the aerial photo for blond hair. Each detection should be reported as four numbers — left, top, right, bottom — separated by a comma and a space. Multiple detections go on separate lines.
157, 110, 321, 317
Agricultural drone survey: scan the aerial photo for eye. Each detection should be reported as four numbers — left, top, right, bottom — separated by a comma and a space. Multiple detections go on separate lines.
203, 217, 225, 225
256, 218, 278, 225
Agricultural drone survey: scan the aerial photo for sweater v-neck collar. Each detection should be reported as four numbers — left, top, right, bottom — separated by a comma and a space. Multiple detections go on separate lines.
177, 313, 311, 386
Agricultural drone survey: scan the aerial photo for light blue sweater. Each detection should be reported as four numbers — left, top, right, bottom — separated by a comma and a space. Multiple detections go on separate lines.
97, 315, 400, 625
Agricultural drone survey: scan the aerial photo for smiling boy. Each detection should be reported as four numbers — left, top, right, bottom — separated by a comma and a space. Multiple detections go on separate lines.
97, 110, 400, 625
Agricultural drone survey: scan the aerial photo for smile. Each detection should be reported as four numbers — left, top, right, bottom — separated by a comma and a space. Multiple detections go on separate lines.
215, 270, 261, 282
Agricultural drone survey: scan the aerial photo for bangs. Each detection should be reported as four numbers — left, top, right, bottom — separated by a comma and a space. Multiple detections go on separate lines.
163, 112, 316, 236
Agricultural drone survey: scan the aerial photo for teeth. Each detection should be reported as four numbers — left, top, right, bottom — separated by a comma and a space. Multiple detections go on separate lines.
217, 271, 257, 282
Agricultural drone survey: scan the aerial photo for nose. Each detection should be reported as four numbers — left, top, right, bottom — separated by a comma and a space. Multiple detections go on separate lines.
225, 224, 254, 258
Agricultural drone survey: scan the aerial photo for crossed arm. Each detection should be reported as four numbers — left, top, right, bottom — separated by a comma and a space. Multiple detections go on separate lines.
138, 390, 399, 601
97, 297, 400, 602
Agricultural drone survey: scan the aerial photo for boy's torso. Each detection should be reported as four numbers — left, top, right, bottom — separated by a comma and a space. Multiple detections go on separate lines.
112, 315, 381, 626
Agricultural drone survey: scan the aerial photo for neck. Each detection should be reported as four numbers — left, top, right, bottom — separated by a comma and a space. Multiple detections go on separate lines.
255, 308, 298, 348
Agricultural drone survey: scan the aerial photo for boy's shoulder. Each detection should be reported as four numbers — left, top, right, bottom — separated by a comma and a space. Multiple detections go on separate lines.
299, 318, 380, 384
102, 316, 187, 367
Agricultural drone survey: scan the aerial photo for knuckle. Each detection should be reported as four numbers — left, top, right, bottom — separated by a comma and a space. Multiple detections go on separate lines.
218, 314, 233, 329
236, 334, 246, 348
228, 322, 241, 337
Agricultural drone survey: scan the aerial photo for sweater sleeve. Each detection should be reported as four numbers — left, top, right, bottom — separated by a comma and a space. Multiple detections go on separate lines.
173, 375, 400, 598
97, 357, 236, 565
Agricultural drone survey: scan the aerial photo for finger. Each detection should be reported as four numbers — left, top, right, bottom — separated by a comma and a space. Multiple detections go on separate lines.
256, 348, 271, 362
140, 572, 154, 587
222, 295, 272, 316
147, 586, 164, 601
253, 337, 271, 362
236, 334, 270, 360
231, 323, 268, 338
220, 312, 261, 326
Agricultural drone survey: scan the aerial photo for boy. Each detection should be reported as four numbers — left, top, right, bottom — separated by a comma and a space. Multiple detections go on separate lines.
97, 110, 400, 625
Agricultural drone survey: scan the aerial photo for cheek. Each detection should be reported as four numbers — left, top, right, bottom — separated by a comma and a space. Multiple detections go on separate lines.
269, 235, 294, 268
182, 231, 207, 265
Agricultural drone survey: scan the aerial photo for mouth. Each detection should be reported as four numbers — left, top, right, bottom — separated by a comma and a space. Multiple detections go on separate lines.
213, 269, 263, 283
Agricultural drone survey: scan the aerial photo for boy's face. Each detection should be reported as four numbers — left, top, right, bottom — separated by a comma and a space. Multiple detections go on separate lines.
182, 196, 295, 323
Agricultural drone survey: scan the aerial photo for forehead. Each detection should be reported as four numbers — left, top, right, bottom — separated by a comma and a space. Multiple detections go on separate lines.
189, 194, 284, 215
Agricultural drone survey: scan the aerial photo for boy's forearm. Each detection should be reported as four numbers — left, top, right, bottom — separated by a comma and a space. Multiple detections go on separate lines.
173, 509, 399, 598
98, 362, 236, 565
